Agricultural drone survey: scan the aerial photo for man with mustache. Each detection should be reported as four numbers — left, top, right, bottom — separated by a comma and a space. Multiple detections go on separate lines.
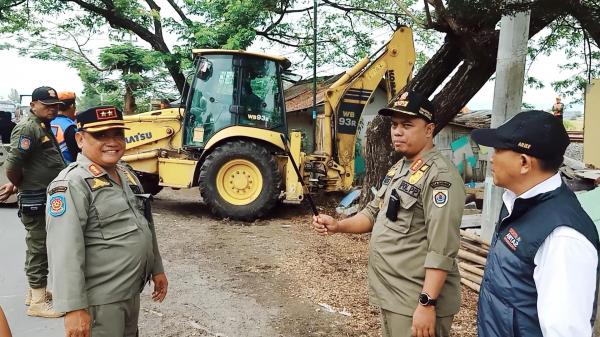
313, 91, 465, 337
46, 106, 167, 337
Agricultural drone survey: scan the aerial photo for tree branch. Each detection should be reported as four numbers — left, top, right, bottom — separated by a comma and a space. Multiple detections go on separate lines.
144, 0, 163, 40
320, 0, 398, 26
164, 0, 192, 26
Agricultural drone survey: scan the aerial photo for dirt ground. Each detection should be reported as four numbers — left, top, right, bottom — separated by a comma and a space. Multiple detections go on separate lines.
139, 188, 478, 337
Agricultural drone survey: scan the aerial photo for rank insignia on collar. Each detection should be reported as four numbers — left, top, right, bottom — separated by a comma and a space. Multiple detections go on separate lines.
408, 164, 430, 185
88, 164, 103, 177
85, 177, 112, 192
48, 195, 66, 217
386, 167, 397, 176
410, 159, 424, 172
432, 189, 448, 208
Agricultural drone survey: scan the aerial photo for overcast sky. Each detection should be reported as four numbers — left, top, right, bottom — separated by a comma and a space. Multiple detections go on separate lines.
0, 26, 582, 111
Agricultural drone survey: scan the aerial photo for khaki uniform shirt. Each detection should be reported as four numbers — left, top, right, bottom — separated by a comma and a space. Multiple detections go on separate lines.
5, 112, 65, 191
46, 154, 164, 312
360, 147, 465, 317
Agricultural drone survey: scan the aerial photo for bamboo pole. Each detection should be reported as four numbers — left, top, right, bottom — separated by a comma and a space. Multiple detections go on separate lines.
458, 249, 487, 265
458, 262, 485, 277
460, 241, 489, 256
460, 229, 490, 247
461, 277, 481, 293
459, 268, 483, 285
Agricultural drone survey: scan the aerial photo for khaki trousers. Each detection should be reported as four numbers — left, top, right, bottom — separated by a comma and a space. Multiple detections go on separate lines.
381, 309, 453, 337
20, 213, 48, 288
89, 295, 140, 337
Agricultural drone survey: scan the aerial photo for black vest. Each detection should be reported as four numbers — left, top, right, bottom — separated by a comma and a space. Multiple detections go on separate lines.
477, 183, 600, 337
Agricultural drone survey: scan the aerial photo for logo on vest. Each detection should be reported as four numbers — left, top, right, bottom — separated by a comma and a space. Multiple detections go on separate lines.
503, 227, 521, 251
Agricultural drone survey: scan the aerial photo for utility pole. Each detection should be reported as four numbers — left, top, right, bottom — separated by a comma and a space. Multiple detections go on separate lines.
312, 0, 318, 121
480, 0, 531, 242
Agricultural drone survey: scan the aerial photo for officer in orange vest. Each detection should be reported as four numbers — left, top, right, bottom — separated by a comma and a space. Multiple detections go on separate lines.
50, 92, 79, 163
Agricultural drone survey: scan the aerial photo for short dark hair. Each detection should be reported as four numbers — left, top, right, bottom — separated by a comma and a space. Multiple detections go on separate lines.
537, 155, 564, 172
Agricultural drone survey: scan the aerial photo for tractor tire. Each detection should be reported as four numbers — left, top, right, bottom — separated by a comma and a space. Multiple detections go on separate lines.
199, 140, 282, 221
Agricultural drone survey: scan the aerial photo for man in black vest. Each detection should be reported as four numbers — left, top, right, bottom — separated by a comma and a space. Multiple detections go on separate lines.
471, 110, 599, 337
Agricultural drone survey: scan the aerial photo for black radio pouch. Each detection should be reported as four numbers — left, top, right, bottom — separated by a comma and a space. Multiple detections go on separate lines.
18, 190, 47, 216
386, 189, 400, 221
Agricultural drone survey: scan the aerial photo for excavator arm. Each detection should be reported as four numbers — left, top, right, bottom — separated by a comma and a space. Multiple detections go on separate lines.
309, 26, 416, 192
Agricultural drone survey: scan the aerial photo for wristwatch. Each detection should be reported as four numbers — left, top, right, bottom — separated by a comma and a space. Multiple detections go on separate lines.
418, 292, 437, 307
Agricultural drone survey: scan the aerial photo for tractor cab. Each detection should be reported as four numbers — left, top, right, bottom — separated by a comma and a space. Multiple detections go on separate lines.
183, 50, 291, 148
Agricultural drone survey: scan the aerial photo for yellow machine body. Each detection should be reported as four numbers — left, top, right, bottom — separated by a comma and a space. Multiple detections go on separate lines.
120, 30, 416, 219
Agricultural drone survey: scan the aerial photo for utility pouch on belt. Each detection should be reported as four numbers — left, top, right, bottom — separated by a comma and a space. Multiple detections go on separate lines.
18, 190, 47, 216
386, 189, 400, 221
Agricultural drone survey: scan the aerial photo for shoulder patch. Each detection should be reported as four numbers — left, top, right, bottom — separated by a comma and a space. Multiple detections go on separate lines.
48, 195, 67, 217
48, 186, 68, 195
18, 135, 32, 151
88, 164, 104, 177
430, 180, 452, 189
432, 189, 449, 208
85, 177, 112, 192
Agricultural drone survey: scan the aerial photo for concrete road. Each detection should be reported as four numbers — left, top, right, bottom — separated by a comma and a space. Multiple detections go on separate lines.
0, 206, 63, 337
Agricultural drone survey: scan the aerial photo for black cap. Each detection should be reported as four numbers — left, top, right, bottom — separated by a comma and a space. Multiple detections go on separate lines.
378, 91, 435, 123
76, 105, 129, 132
471, 110, 569, 159
32, 86, 60, 105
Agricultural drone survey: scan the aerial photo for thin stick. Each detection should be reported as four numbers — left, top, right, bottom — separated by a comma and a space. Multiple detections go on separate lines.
460, 241, 489, 256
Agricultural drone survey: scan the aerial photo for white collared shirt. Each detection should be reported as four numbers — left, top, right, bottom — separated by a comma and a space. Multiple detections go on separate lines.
502, 173, 597, 337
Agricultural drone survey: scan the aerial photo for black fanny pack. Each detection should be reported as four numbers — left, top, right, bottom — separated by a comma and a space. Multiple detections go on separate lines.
18, 190, 47, 216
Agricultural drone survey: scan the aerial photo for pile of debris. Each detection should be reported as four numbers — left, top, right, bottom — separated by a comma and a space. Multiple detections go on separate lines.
458, 229, 489, 293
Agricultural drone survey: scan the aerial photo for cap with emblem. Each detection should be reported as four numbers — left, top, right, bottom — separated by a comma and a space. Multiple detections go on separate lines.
470, 110, 569, 159
76, 105, 130, 132
378, 91, 435, 123
32, 86, 61, 105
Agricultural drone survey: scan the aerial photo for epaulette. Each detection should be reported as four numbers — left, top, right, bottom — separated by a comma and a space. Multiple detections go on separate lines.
53, 162, 80, 181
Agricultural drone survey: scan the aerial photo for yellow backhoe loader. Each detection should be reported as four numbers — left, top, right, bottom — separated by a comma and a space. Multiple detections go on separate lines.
122, 27, 416, 220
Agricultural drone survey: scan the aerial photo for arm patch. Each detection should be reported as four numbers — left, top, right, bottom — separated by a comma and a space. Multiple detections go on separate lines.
430, 180, 452, 189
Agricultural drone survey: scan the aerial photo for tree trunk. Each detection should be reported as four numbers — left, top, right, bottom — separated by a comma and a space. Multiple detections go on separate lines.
359, 116, 403, 207
124, 85, 137, 115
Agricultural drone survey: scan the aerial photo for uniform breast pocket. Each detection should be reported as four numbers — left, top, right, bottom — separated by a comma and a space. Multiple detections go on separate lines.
95, 199, 138, 239
384, 191, 417, 234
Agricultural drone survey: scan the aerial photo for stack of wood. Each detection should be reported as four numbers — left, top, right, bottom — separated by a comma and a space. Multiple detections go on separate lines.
457, 229, 489, 293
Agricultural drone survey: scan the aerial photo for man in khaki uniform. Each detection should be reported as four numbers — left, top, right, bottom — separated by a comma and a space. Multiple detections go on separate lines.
313, 91, 465, 337
2, 86, 66, 318
46, 106, 168, 337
